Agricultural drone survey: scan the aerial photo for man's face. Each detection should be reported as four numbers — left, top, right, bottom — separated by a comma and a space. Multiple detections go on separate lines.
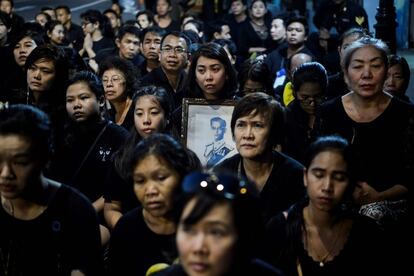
160, 34, 188, 73
211, 120, 225, 141
56, 8, 71, 25
116, 33, 140, 60
141, 32, 161, 61
231, 0, 246, 16
215, 25, 231, 40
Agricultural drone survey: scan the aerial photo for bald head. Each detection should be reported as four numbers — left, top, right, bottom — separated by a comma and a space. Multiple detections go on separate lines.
288, 52, 313, 79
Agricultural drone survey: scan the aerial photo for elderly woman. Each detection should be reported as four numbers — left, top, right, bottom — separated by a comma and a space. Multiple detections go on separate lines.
99, 56, 138, 130
214, 92, 305, 222
316, 37, 414, 227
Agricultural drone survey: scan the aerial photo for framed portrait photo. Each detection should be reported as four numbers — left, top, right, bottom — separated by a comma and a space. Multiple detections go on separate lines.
182, 98, 238, 168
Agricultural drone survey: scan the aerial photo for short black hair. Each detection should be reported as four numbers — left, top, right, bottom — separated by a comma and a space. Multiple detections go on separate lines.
231, 92, 284, 147
0, 104, 53, 157
54, 5, 71, 14
117, 24, 140, 41
67, 70, 104, 98
285, 15, 309, 36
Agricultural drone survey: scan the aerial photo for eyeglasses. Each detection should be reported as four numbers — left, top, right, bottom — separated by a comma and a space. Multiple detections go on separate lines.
161, 46, 187, 54
181, 172, 254, 200
296, 94, 325, 105
102, 75, 125, 85
81, 21, 92, 27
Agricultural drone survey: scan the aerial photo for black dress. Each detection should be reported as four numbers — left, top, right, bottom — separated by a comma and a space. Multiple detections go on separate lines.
264, 211, 388, 276
316, 96, 414, 192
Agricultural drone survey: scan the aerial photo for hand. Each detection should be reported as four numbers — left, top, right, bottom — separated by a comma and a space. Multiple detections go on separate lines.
88, 59, 99, 73
353, 181, 381, 205
83, 33, 93, 50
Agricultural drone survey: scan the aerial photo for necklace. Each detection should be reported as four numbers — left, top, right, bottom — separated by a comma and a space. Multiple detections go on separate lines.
303, 209, 345, 267
1, 198, 14, 217
116, 98, 132, 126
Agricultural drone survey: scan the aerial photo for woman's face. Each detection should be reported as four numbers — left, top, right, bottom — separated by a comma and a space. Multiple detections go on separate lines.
270, 18, 286, 41
137, 14, 150, 29
102, 69, 126, 102
134, 95, 167, 138
295, 82, 324, 115
0, 134, 44, 200
345, 46, 387, 98
48, 24, 65, 45
384, 64, 406, 97
156, 0, 170, 16
66, 81, 101, 122
304, 150, 349, 212
234, 111, 271, 160
242, 79, 265, 95
13, 36, 37, 67
133, 154, 180, 218
250, 1, 266, 19
286, 22, 307, 47
196, 56, 227, 100
27, 58, 56, 93
177, 198, 237, 276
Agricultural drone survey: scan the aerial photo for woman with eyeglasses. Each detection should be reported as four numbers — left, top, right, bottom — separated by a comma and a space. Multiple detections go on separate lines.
263, 135, 389, 275
79, 9, 114, 61
153, 172, 284, 276
214, 92, 305, 223
99, 56, 138, 131
282, 62, 327, 164
106, 133, 200, 276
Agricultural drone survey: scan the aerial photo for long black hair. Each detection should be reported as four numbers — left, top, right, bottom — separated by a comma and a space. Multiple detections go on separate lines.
113, 85, 175, 180
184, 42, 238, 99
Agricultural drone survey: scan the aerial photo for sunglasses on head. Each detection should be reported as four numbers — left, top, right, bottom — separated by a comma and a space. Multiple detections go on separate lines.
181, 172, 252, 200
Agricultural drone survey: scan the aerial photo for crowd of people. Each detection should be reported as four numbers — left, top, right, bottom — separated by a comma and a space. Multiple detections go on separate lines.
0, 0, 413, 275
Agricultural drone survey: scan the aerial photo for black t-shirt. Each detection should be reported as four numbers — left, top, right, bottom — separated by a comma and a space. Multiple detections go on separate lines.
0, 185, 103, 275
49, 121, 128, 202
107, 207, 176, 276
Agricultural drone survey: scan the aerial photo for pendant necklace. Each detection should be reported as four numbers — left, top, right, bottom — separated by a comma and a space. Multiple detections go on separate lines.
304, 209, 345, 268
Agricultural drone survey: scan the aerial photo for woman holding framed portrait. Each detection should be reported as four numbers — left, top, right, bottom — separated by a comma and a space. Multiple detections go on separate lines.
172, 42, 238, 128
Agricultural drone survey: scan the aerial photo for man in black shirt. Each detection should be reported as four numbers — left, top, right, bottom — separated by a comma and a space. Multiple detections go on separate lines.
55, 5, 84, 51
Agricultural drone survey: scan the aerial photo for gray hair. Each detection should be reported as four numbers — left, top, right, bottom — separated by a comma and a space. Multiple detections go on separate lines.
342, 37, 390, 74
